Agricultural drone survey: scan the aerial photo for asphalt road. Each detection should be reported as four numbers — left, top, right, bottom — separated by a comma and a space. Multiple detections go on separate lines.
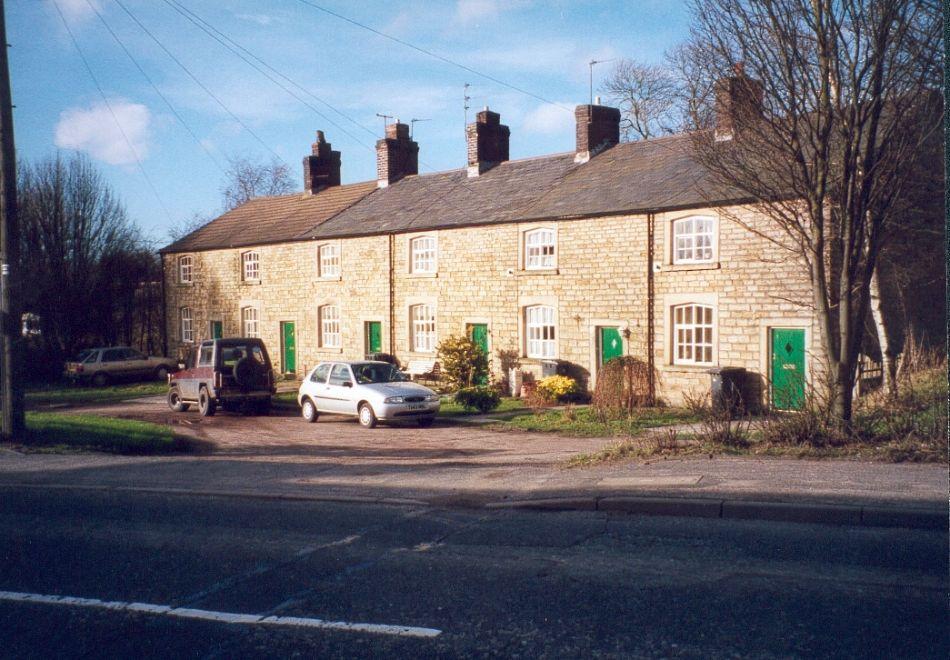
0, 487, 946, 658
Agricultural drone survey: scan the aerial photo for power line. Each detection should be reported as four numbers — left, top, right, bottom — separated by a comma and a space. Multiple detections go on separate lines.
83, 0, 226, 174
112, 0, 286, 165
161, 0, 377, 151
293, 0, 573, 113
51, 0, 174, 222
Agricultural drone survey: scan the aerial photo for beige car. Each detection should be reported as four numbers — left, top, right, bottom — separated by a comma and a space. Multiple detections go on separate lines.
65, 347, 178, 387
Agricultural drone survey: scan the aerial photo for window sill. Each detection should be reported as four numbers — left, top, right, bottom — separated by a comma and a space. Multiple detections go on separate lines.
176, 282, 194, 287
518, 268, 559, 276
315, 276, 342, 282
316, 347, 344, 354
407, 272, 438, 279
660, 364, 718, 373
241, 280, 262, 286
662, 262, 720, 272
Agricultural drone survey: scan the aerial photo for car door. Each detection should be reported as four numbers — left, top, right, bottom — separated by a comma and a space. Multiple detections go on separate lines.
307, 363, 332, 411
99, 348, 126, 378
124, 348, 150, 378
325, 364, 357, 414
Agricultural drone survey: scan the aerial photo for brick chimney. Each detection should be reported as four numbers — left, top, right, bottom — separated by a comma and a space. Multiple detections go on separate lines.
376, 121, 418, 188
714, 63, 763, 141
574, 102, 620, 163
303, 130, 341, 194
466, 108, 510, 177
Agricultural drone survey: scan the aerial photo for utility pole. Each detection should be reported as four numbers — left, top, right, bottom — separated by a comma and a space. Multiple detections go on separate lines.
0, 0, 23, 439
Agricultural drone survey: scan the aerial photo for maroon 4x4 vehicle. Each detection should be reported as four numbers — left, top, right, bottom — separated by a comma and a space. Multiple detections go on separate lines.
167, 338, 276, 416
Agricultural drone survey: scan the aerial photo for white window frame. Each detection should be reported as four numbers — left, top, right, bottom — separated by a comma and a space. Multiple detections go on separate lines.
525, 305, 556, 358
410, 236, 437, 274
672, 303, 715, 366
242, 250, 260, 281
672, 216, 716, 264
241, 306, 259, 338
319, 304, 341, 348
410, 304, 437, 352
318, 244, 340, 278
178, 255, 193, 284
524, 228, 556, 270
180, 307, 193, 343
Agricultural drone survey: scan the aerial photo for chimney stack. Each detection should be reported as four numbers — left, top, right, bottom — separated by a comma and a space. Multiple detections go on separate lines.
376, 121, 418, 188
303, 130, 341, 194
574, 103, 620, 163
714, 63, 763, 141
466, 108, 510, 177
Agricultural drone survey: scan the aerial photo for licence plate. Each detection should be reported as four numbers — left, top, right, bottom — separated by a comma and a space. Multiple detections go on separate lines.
405, 404, 425, 411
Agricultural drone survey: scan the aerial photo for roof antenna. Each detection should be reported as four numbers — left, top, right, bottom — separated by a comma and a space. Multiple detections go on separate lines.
375, 112, 393, 135
588, 59, 614, 105
409, 118, 430, 139
463, 82, 471, 128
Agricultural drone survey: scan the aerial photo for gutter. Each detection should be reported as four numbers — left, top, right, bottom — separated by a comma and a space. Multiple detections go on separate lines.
160, 253, 168, 358
388, 234, 395, 355
647, 212, 656, 403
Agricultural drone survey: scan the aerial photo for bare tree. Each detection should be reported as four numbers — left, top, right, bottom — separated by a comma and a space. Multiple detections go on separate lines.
220, 155, 296, 210
167, 210, 212, 243
600, 58, 683, 140
680, 0, 942, 425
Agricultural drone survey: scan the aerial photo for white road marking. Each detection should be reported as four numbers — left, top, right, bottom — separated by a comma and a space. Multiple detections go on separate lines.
0, 590, 441, 639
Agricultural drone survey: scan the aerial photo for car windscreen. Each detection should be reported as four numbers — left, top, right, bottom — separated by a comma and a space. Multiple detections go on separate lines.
352, 364, 405, 384
218, 344, 266, 368
76, 350, 95, 363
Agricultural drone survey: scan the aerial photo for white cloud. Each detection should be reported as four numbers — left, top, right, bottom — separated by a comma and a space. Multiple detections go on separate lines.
522, 102, 574, 136
455, 0, 501, 24
48, 0, 101, 24
55, 100, 151, 165
236, 13, 275, 26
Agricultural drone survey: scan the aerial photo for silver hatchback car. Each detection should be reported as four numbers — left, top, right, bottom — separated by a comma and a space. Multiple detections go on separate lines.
297, 361, 440, 428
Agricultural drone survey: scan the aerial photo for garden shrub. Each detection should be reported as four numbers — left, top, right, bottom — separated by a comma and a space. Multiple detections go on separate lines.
536, 375, 581, 403
437, 335, 489, 388
454, 386, 501, 413
592, 356, 656, 420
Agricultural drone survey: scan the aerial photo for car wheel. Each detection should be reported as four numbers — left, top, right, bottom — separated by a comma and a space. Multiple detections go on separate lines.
167, 387, 189, 412
155, 366, 169, 381
358, 403, 377, 429
198, 387, 216, 417
91, 372, 108, 388
301, 398, 318, 423
417, 416, 435, 428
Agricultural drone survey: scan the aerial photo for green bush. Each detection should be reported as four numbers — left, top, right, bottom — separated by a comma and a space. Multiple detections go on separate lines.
536, 375, 581, 403
437, 335, 489, 388
454, 386, 501, 413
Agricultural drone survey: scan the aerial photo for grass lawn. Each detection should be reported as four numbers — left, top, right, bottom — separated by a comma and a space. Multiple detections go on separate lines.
26, 382, 166, 408
438, 397, 528, 418
21, 412, 185, 454
490, 406, 699, 437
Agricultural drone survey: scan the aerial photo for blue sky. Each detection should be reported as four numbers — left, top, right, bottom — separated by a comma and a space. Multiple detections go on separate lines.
9, 1, 690, 244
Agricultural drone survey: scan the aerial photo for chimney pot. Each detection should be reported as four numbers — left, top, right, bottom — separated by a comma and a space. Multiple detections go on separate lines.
574, 103, 620, 162
303, 130, 341, 194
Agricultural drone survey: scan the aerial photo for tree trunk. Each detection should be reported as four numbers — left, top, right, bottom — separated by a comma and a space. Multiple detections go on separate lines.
869, 265, 896, 397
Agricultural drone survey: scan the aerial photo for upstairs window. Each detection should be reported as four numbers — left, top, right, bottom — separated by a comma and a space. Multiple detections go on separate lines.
525, 305, 556, 358
410, 237, 437, 274
672, 216, 715, 263
242, 251, 260, 281
672, 304, 714, 365
242, 306, 259, 338
178, 255, 193, 283
180, 307, 194, 343
525, 229, 556, 270
319, 244, 340, 278
320, 305, 341, 348
410, 304, 436, 352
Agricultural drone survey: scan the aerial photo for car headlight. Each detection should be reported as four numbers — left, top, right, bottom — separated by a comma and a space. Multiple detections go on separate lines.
425, 394, 440, 402
384, 396, 405, 403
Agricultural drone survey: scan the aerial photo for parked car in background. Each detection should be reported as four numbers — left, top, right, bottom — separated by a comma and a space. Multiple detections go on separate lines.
297, 361, 440, 428
167, 337, 275, 416
65, 347, 178, 387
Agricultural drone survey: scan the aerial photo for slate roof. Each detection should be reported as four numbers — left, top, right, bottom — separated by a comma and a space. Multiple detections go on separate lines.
162, 131, 747, 252
161, 181, 377, 253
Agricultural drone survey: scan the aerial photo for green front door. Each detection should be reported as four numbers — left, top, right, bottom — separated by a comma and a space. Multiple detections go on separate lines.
599, 327, 623, 366
366, 321, 382, 354
771, 328, 805, 410
210, 321, 223, 340
281, 322, 296, 374
467, 323, 489, 385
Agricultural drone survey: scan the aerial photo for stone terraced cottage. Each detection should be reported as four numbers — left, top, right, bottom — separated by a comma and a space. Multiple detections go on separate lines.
162, 83, 826, 409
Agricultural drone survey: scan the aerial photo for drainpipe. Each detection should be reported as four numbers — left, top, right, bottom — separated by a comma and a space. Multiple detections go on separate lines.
388, 234, 395, 355
160, 253, 168, 358
647, 212, 656, 404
